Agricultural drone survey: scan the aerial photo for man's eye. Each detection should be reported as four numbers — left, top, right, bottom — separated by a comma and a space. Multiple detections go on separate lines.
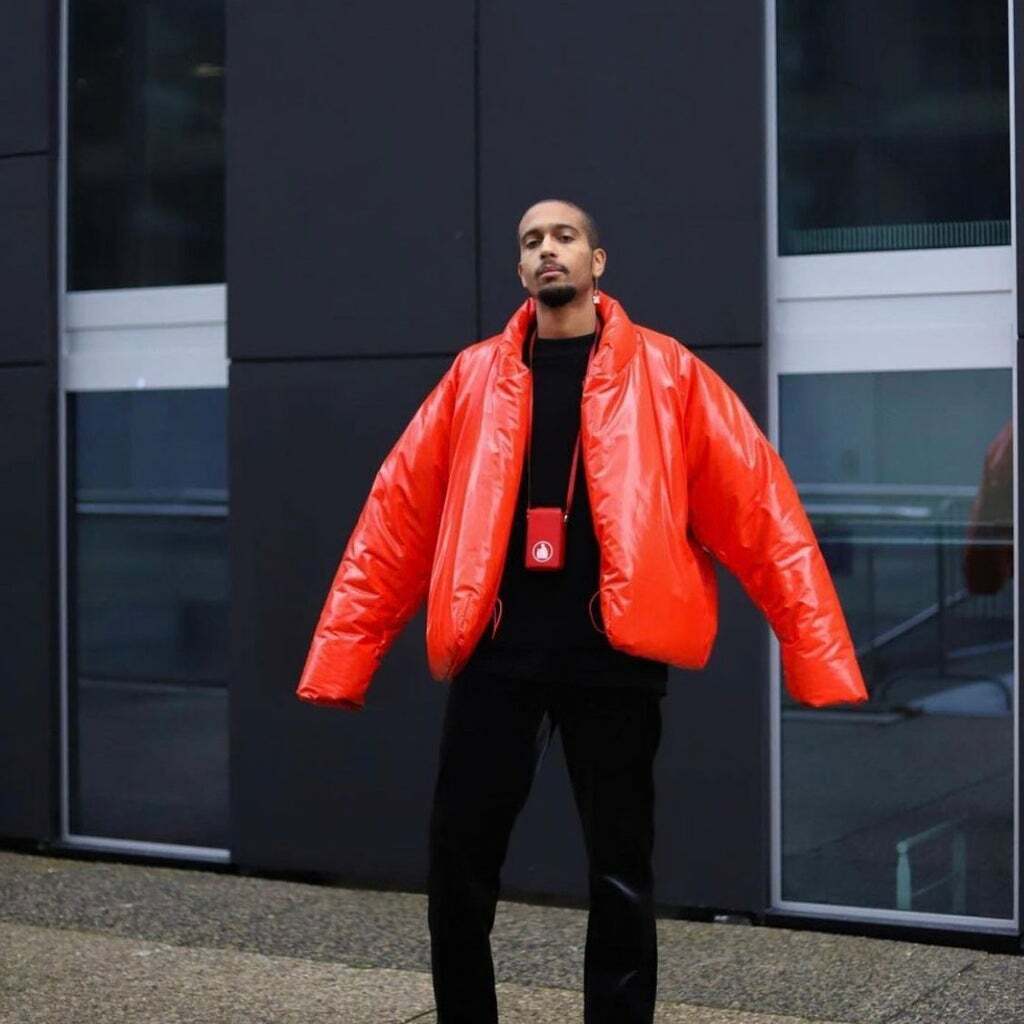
560, 234, 573, 242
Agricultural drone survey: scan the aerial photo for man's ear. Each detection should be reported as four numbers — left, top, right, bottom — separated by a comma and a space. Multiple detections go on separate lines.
592, 247, 607, 281
517, 260, 527, 289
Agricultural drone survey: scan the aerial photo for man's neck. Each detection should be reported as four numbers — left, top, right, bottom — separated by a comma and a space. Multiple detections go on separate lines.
535, 295, 598, 339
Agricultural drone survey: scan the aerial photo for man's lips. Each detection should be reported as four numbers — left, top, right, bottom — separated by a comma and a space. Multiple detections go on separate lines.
539, 267, 564, 278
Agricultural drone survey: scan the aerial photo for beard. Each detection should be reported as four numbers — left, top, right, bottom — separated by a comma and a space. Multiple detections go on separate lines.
536, 282, 577, 308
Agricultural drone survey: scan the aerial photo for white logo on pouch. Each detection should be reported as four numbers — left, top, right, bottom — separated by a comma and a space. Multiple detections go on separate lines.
532, 540, 553, 562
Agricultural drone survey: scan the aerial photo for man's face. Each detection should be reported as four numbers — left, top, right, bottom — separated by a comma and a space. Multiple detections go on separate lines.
516, 201, 606, 309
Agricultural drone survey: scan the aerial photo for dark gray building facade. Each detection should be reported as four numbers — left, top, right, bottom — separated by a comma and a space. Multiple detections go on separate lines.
1, 0, 1021, 953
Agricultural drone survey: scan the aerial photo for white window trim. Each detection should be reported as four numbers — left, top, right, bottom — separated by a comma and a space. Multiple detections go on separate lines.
63, 284, 227, 391
777, 246, 1014, 302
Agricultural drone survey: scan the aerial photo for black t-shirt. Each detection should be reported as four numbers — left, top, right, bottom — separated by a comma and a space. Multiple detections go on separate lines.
464, 330, 668, 695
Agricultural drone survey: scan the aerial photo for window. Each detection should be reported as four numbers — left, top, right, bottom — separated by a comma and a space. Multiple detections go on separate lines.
68, 389, 228, 848
778, 368, 1014, 921
777, 0, 1009, 255
68, 0, 224, 290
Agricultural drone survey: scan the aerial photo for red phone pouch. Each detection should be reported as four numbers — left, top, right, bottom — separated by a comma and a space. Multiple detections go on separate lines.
525, 506, 566, 570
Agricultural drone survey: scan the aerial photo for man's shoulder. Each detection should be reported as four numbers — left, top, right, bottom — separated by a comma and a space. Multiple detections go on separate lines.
459, 334, 503, 358
433, 334, 503, 393
635, 321, 698, 369
448, 333, 503, 374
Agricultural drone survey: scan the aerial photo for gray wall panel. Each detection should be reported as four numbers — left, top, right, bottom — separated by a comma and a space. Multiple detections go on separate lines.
229, 356, 455, 877
0, 368, 56, 839
0, 4, 52, 155
228, 0, 772, 918
0, 0, 57, 845
478, 2, 766, 350
0, 157, 52, 364
225, 0, 476, 361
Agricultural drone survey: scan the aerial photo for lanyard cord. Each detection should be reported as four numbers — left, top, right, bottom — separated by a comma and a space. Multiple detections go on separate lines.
525, 321, 602, 521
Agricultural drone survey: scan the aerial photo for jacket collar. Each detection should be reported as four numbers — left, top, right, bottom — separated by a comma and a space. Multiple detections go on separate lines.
497, 290, 639, 377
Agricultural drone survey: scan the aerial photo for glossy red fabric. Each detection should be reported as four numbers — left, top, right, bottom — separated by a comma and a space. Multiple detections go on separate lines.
296, 292, 869, 711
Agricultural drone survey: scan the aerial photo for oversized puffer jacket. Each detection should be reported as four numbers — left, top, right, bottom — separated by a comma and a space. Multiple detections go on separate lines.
296, 291, 869, 711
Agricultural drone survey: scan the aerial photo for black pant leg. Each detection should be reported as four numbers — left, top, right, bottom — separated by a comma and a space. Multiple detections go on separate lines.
552, 686, 663, 1024
427, 667, 552, 1024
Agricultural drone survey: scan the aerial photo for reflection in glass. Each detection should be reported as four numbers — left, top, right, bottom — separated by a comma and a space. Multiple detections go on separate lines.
779, 369, 1014, 920
69, 389, 228, 847
68, 0, 224, 290
777, 0, 1009, 255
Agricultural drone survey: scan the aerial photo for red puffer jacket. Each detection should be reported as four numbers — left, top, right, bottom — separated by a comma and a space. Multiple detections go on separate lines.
296, 291, 869, 711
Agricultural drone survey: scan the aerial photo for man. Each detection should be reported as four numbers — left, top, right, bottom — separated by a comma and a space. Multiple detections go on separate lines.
296, 199, 869, 1024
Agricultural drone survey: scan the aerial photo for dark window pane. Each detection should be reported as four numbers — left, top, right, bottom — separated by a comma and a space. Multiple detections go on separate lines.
68, 0, 224, 289
777, 0, 1009, 254
779, 368, 1014, 920
69, 389, 228, 848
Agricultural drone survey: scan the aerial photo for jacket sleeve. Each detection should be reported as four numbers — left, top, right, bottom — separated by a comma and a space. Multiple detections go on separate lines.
295, 354, 461, 711
681, 351, 869, 708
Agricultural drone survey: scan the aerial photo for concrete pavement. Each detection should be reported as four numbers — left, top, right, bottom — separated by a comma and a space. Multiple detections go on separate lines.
0, 847, 1020, 1023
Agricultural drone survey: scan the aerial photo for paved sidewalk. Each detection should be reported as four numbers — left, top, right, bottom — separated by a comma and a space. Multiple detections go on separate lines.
0, 848, 1020, 1023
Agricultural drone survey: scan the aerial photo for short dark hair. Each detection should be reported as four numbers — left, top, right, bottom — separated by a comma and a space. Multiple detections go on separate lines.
517, 199, 601, 250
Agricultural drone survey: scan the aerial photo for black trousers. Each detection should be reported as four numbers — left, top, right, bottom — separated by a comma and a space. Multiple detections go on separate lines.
427, 664, 663, 1024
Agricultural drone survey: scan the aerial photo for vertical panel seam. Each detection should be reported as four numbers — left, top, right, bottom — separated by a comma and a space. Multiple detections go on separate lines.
473, 0, 481, 343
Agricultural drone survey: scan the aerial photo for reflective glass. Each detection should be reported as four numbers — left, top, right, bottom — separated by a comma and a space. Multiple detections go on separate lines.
777, 0, 1009, 254
68, 0, 224, 289
69, 389, 228, 847
779, 368, 1014, 920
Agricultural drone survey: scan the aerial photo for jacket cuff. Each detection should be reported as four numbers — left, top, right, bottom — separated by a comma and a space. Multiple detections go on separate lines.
297, 691, 365, 712
780, 640, 870, 708
295, 637, 379, 710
